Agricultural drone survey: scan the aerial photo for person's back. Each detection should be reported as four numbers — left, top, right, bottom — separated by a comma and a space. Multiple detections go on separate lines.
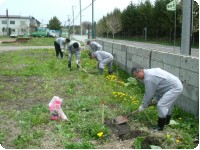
90, 41, 102, 51
145, 68, 182, 90
68, 40, 80, 47
55, 37, 66, 46
94, 51, 113, 61
54, 37, 66, 59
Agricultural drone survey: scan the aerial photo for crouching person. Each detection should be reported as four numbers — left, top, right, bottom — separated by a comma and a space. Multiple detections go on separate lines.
88, 51, 113, 75
87, 41, 103, 52
66, 38, 81, 70
131, 64, 183, 131
54, 37, 68, 59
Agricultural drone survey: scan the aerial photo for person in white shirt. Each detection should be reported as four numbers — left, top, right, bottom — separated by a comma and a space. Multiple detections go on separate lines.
88, 51, 113, 75
54, 37, 67, 59
131, 64, 183, 131
66, 38, 81, 70
87, 41, 103, 52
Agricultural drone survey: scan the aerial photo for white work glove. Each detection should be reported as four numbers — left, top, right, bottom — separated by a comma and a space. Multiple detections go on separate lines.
138, 105, 146, 112
61, 49, 65, 53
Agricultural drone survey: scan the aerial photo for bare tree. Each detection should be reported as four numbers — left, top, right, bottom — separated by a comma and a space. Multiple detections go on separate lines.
96, 19, 104, 37
106, 9, 122, 39
96, 16, 110, 38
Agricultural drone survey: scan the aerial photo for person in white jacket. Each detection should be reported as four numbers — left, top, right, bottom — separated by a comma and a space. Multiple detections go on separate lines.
54, 37, 67, 59
87, 41, 103, 52
131, 64, 183, 131
88, 51, 113, 75
66, 38, 81, 70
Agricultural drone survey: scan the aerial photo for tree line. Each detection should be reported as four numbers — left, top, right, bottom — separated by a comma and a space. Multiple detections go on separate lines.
96, 0, 199, 44
47, 0, 198, 45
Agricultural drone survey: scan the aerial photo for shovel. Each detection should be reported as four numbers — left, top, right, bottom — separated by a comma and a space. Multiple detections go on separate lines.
112, 102, 157, 125
77, 63, 88, 73
112, 109, 139, 125
75, 60, 89, 73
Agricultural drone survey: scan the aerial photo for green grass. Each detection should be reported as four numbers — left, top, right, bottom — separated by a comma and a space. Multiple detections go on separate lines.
0, 37, 55, 46
0, 36, 84, 46
0, 48, 198, 149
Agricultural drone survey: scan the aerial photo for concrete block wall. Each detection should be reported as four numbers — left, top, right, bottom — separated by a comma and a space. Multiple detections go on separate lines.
97, 40, 199, 116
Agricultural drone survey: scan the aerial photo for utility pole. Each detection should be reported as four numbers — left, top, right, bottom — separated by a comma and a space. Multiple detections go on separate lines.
6, 9, 9, 36
67, 15, 70, 38
180, 0, 193, 55
80, 0, 82, 35
72, 6, 75, 35
92, 0, 94, 39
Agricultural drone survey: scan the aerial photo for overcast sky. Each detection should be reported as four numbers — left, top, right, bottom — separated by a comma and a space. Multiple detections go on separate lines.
0, 0, 156, 26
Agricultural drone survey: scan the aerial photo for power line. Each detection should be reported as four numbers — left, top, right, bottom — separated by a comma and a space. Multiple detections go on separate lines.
72, 0, 96, 23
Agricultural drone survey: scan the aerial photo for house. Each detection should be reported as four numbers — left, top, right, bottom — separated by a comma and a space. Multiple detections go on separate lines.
0, 10, 41, 36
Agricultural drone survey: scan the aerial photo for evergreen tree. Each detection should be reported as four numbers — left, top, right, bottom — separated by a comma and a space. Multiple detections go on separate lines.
47, 16, 62, 30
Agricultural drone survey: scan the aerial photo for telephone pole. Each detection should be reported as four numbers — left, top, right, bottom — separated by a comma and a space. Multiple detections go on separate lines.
92, 0, 94, 39
67, 15, 70, 38
72, 6, 75, 35
80, 0, 82, 35
180, 0, 193, 55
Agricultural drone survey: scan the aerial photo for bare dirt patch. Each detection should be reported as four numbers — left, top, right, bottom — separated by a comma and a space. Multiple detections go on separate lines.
104, 118, 163, 149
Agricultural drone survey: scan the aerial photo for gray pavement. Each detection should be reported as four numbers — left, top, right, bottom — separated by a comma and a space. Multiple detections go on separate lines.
0, 36, 198, 58
73, 35, 199, 58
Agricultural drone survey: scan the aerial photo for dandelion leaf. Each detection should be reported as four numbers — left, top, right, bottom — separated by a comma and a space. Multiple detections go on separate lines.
125, 77, 138, 86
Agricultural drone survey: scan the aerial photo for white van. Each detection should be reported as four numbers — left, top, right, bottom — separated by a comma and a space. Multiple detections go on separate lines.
49, 30, 56, 37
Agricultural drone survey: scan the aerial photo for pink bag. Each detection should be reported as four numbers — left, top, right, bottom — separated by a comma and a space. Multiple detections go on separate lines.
49, 96, 68, 121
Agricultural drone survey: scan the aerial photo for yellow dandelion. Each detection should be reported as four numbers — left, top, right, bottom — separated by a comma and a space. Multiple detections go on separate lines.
97, 132, 104, 137
166, 134, 170, 139
176, 139, 180, 143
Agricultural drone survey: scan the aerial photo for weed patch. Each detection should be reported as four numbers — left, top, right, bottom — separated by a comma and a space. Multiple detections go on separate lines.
0, 49, 198, 149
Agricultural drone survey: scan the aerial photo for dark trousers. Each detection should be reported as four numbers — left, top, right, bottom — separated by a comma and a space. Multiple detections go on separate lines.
54, 41, 63, 58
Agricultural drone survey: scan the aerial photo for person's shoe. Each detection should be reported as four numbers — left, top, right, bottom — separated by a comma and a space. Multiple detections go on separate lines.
165, 115, 171, 125
153, 126, 163, 131
99, 68, 104, 75
108, 71, 113, 75
153, 117, 166, 131
77, 64, 80, 70
68, 62, 71, 70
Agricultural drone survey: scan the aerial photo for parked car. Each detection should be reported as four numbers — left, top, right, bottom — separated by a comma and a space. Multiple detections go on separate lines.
10, 32, 18, 38
49, 30, 56, 37
31, 27, 49, 37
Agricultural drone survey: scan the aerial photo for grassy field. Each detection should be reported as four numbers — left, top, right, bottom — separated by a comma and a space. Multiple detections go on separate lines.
0, 46, 198, 149
0, 37, 55, 46
0, 37, 85, 47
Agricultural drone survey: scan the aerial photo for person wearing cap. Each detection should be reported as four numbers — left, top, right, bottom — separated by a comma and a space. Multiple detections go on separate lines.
87, 41, 103, 52
131, 64, 183, 131
54, 37, 68, 59
66, 38, 81, 70
88, 51, 113, 75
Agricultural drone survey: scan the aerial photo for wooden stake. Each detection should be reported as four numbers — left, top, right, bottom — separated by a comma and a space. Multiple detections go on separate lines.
102, 99, 104, 124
